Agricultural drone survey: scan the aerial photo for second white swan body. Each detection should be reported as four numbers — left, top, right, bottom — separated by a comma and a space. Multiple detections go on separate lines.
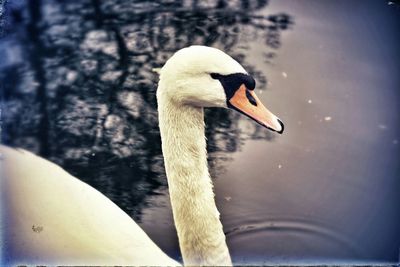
1, 46, 283, 266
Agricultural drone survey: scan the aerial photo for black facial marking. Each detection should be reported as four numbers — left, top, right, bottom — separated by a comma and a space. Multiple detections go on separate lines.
246, 89, 257, 106
210, 73, 256, 101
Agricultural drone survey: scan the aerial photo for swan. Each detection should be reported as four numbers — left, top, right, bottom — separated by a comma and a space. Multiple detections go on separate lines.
0, 46, 284, 266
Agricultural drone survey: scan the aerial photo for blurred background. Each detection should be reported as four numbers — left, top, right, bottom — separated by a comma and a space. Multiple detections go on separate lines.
1, 0, 399, 265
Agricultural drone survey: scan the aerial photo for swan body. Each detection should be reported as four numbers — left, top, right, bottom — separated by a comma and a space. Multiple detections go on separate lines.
1, 46, 283, 266
0, 146, 180, 266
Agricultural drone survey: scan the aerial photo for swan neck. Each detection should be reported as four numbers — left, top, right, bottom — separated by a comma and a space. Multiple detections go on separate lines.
157, 97, 232, 266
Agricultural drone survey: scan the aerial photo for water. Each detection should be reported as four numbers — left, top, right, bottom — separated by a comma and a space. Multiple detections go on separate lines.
1, 0, 399, 264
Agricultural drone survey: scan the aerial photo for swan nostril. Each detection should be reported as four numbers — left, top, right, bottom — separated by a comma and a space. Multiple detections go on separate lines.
246, 90, 257, 106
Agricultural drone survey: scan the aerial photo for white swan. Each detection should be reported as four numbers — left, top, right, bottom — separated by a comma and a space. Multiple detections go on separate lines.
0, 46, 283, 266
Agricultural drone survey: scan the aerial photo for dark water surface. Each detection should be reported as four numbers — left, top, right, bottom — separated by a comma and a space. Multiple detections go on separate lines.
1, 0, 399, 264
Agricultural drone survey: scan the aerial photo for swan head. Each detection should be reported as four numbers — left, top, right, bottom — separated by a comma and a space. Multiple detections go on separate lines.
158, 46, 284, 134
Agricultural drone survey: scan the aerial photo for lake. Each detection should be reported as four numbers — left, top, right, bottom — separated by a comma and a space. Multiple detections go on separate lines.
1, 0, 399, 264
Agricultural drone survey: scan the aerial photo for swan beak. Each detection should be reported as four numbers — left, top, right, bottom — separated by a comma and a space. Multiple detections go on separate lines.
228, 84, 284, 134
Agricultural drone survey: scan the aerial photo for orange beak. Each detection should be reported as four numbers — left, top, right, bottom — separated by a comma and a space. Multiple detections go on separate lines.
228, 84, 284, 134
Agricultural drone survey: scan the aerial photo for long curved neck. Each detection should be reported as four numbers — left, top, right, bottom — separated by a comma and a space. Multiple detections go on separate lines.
157, 94, 232, 266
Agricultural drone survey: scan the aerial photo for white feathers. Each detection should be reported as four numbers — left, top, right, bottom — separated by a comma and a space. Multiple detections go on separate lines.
158, 46, 246, 108
2, 46, 251, 266
0, 145, 180, 266
156, 46, 248, 266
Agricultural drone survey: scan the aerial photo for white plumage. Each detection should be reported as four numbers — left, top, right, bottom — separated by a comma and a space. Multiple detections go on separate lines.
1, 146, 180, 266
1, 46, 282, 266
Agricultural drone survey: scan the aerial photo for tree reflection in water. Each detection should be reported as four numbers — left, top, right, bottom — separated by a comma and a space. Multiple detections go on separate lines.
1, 0, 293, 220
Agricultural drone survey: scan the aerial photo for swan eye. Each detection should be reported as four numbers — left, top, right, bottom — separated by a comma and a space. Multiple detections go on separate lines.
210, 73, 221, 80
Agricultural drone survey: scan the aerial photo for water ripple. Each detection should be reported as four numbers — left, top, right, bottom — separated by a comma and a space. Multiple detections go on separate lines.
225, 216, 361, 257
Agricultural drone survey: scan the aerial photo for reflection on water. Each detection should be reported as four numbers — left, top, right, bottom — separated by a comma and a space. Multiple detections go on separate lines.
1, 0, 292, 219
2, 0, 400, 265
